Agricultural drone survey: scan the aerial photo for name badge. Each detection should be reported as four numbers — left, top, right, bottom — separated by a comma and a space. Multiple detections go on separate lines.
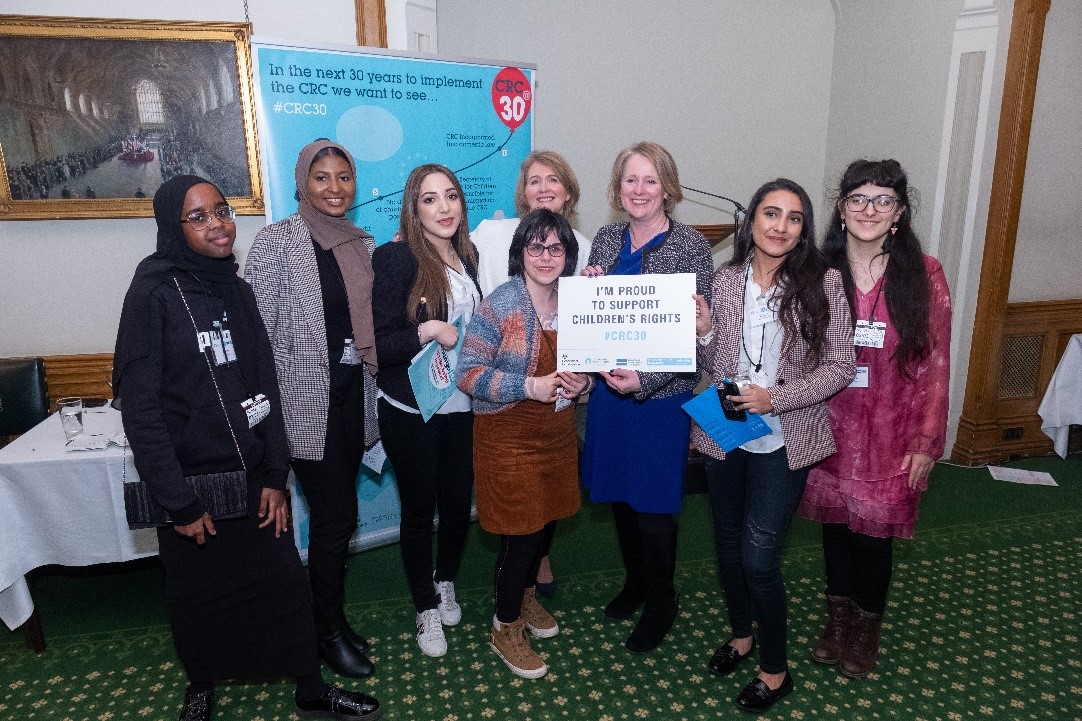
341, 338, 360, 365
221, 330, 237, 363
748, 301, 774, 328
849, 366, 870, 388
854, 320, 886, 348
208, 331, 228, 365
241, 393, 270, 428
749, 368, 770, 387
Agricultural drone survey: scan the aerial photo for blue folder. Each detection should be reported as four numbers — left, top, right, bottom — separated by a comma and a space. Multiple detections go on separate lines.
408, 316, 466, 422
682, 386, 771, 452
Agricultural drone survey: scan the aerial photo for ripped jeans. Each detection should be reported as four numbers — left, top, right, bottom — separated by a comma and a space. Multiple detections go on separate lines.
705, 448, 808, 674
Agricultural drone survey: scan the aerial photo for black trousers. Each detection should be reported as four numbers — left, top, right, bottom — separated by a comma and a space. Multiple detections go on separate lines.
378, 398, 474, 613
494, 522, 556, 623
821, 522, 894, 615
290, 378, 364, 635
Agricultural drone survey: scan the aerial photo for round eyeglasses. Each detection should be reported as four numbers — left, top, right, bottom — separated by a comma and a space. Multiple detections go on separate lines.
526, 241, 566, 257
181, 205, 236, 230
844, 194, 899, 213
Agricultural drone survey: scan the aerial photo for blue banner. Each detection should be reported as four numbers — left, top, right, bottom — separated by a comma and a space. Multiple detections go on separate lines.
251, 39, 535, 244
255, 40, 532, 554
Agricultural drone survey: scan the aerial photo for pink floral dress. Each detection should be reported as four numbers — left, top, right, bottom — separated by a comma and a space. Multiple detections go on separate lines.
799, 255, 951, 538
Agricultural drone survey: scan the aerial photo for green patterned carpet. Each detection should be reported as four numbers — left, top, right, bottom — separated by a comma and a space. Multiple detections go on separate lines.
3, 459, 1080, 720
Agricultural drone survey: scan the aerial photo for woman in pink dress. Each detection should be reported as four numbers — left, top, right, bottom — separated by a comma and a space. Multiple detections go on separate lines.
799, 159, 951, 678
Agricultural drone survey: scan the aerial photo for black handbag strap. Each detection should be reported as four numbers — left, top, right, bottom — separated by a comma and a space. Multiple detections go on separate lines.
173, 276, 248, 473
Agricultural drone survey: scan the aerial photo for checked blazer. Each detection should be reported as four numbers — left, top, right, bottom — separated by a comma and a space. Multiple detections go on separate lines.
692, 259, 855, 470
245, 213, 378, 460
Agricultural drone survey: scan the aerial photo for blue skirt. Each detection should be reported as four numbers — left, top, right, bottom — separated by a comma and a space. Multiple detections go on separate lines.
580, 382, 693, 514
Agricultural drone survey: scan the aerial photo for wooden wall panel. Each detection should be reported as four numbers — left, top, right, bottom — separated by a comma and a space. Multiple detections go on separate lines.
41, 353, 114, 410
952, 299, 1082, 464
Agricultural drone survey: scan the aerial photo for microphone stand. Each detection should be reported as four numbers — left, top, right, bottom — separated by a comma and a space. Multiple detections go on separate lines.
680, 184, 746, 229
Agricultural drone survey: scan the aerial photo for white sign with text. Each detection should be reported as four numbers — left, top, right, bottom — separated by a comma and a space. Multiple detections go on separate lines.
557, 273, 696, 373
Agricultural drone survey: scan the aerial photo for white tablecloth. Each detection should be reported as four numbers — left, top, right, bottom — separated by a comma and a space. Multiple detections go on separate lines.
1039, 334, 1082, 458
0, 407, 158, 630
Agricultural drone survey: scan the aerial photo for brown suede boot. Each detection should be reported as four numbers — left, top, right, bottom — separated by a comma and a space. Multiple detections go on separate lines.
839, 606, 883, 678
810, 595, 853, 665
489, 617, 548, 679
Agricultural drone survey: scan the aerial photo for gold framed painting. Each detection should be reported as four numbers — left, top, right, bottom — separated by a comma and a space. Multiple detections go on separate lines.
0, 15, 264, 220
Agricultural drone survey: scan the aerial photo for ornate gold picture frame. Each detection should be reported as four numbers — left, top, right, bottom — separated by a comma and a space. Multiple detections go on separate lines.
0, 15, 263, 220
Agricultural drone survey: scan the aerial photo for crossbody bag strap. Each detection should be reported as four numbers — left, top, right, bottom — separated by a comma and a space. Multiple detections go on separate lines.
173, 276, 248, 473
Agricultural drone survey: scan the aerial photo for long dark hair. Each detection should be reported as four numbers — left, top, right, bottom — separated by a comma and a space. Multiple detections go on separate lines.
399, 164, 478, 323
823, 159, 929, 377
730, 178, 830, 364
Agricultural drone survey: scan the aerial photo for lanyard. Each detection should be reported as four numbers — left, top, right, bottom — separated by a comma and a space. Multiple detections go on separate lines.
741, 266, 767, 373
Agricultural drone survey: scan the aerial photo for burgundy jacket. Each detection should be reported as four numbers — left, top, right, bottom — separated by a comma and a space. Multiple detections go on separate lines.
692, 259, 855, 470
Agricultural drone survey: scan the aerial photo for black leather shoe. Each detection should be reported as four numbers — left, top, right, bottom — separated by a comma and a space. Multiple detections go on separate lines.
624, 593, 678, 654
708, 637, 756, 676
296, 684, 381, 720
342, 625, 371, 654
734, 671, 794, 714
178, 688, 213, 721
319, 631, 375, 678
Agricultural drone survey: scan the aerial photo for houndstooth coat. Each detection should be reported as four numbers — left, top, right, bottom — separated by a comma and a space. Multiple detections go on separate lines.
245, 213, 379, 459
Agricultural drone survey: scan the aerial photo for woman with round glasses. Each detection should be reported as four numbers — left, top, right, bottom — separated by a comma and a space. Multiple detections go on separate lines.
114, 175, 380, 721
799, 159, 951, 679
458, 208, 591, 679
580, 142, 713, 654
245, 140, 378, 679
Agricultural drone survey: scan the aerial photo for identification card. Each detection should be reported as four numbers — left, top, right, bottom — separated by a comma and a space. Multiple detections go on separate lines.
854, 320, 886, 348
209, 331, 228, 365
340, 339, 359, 365
221, 330, 237, 362
849, 366, 870, 388
747, 301, 774, 328
242, 394, 270, 428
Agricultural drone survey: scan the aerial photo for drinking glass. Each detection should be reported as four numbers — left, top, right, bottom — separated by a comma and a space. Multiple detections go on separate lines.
57, 397, 83, 441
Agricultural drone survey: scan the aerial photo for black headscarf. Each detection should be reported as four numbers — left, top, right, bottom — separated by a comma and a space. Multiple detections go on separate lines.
113, 175, 242, 398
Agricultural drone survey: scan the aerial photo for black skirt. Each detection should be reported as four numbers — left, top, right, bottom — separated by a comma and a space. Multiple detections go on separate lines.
157, 480, 320, 682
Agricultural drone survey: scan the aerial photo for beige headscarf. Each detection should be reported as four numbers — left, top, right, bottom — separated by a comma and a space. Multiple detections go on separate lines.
295, 140, 377, 372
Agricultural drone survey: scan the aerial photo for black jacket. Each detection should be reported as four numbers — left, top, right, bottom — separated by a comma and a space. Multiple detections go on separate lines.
372, 240, 481, 408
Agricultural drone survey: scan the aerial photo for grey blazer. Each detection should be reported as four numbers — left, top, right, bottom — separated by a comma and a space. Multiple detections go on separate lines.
245, 213, 378, 459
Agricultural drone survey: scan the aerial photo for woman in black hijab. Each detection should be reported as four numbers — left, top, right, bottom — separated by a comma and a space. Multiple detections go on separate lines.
113, 175, 380, 721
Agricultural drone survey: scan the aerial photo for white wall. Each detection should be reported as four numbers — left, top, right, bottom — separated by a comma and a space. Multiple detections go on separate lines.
0, 0, 357, 357
437, 0, 836, 240
1009, 0, 1082, 302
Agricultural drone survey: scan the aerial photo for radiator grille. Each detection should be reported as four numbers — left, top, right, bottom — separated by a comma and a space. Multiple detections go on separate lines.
998, 335, 1042, 399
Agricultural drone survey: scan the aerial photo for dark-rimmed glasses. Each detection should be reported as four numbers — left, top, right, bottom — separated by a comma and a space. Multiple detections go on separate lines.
181, 206, 236, 230
843, 194, 899, 213
526, 241, 566, 257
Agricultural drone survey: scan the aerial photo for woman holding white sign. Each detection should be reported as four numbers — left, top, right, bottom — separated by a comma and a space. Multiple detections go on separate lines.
691, 178, 854, 713
579, 141, 713, 654
458, 208, 591, 679
372, 163, 481, 658
798, 159, 951, 679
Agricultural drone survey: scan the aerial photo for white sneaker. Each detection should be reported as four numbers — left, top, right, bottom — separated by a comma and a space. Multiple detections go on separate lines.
416, 608, 447, 657
434, 575, 462, 626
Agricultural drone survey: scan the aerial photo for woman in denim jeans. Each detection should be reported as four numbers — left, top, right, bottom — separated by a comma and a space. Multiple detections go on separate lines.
691, 178, 854, 713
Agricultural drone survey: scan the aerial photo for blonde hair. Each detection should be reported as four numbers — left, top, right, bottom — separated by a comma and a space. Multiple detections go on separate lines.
513, 150, 581, 226
606, 141, 683, 215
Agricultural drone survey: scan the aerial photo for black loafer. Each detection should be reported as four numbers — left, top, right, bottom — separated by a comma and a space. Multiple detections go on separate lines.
342, 625, 371, 654
735, 671, 794, 714
296, 684, 381, 720
178, 688, 213, 721
319, 630, 376, 678
708, 637, 756, 676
